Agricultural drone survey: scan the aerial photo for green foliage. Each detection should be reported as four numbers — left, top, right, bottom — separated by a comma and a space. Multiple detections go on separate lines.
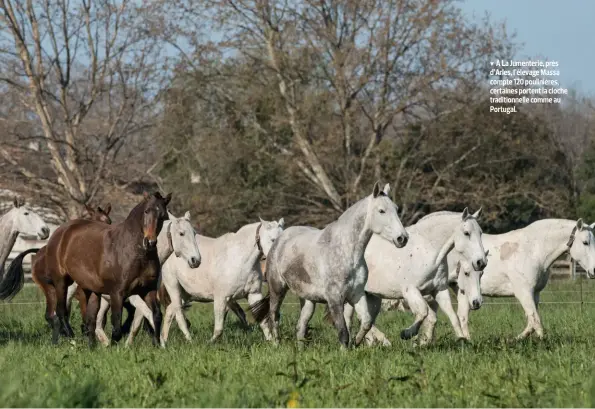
2, 284, 595, 407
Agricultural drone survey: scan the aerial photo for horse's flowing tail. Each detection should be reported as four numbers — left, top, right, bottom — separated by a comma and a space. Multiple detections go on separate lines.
249, 294, 270, 323
0, 248, 40, 301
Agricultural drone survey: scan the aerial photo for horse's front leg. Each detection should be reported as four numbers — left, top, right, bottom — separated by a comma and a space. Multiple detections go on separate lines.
434, 289, 466, 340
457, 290, 471, 339
109, 292, 125, 343
144, 290, 162, 347
351, 293, 373, 347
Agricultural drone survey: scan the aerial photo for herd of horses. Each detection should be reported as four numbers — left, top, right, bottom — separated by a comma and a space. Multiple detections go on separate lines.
0, 183, 594, 349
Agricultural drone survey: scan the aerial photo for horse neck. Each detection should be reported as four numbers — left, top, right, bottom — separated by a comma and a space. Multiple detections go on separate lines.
157, 220, 172, 264
413, 214, 461, 249
328, 198, 372, 265
538, 219, 577, 269
0, 212, 18, 279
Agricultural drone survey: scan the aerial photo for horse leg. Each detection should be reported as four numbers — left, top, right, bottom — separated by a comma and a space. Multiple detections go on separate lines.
352, 293, 373, 347
72, 286, 89, 336
434, 289, 466, 340
248, 292, 272, 341
417, 298, 438, 346
109, 292, 125, 344
121, 299, 137, 336
140, 290, 161, 347
296, 298, 316, 343
400, 286, 429, 340
326, 301, 349, 349
210, 296, 227, 343
266, 271, 288, 345
513, 286, 541, 339
94, 297, 111, 347
85, 291, 101, 348
130, 295, 155, 329
54, 278, 74, 340
457, 290, 471, 339
360, 294, 391, 347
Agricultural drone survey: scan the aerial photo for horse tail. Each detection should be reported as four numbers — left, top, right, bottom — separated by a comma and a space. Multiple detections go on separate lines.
0, 248, 40, 301
249, 294, 270, 323
227, 299, 249, 328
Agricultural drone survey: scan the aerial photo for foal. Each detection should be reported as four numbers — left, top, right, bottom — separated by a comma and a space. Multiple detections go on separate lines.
46, 192, 171, 346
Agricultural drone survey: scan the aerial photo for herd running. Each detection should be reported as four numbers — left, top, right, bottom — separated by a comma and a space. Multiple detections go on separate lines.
0, 182, 594, 349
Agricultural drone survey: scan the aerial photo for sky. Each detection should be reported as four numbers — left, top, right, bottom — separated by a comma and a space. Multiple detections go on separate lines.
460, 0, 594, 93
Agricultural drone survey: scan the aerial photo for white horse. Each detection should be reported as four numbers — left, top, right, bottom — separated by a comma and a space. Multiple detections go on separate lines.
0, 198, 49, 286
448, 218, 595, 340
66, 211, 201, 346
252, 182, 409, 348
341, 209, 487, 346
158, 217, 285, 346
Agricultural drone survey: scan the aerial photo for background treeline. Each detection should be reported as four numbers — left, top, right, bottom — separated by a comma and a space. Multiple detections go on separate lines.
1, 0, 594, 235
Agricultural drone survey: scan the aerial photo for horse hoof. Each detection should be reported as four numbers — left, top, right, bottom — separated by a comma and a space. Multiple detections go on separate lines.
381, 338, 392, 347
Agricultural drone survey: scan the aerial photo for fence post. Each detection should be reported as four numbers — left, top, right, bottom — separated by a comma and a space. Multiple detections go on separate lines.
572, 258, 577, 280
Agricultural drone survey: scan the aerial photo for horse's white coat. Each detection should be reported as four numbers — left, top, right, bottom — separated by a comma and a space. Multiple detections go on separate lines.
448, 218, 595, 339
344, 209, 487, 346
159, 218, 284, 346
266, 183, 409, 347
0, 199, 49, 280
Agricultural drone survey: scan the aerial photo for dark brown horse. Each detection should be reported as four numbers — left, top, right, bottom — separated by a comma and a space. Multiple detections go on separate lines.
48, 193, 169, 346
0, 203, 112, 336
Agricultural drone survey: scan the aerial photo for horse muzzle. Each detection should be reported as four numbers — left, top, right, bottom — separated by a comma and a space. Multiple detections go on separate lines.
588, 269, 595, 279
188, 257, 201, 269
393, 234, 408, 248
470, 299, 482, 310
39, 227, 50, 240
143, 237, 157, 249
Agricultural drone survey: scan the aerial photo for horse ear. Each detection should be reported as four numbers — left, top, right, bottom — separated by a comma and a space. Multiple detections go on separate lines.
472, 207, 482, 219
590, 222, 595, 229
259, 216, 264, 224
13, 197, 20, 208
577, 218, 584, 230
85, 204, 94, 215
278, 217, 285, 228
372, 181, 381, 198
461, 207, 469, 220
104, 203, 112, 215
143, 191, 150, 199
383, 183, 390, 196
164, 192, 172, 205
184, 211, 191, 220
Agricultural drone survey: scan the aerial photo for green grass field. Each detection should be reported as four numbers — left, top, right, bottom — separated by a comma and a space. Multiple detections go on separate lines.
2, 280, 595, 407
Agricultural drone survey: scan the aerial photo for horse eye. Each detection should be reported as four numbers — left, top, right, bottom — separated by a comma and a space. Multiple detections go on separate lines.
379, 209, 386, 214
24, 212, 29, 216
180, 232, 185, 236
584, 241, 589, 246
464, 272, 470, 276
144, 209, 150, 214
464, 231, 470, 236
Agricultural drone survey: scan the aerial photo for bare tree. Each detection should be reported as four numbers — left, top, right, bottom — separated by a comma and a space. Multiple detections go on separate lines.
0, 0, 170, 218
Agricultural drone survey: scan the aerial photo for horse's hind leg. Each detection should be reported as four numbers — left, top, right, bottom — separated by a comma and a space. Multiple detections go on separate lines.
94, 297, 111, 347
361, 294, 391, 347
124, 296, 155, 347
326, 301, 349, 349
85, 291, 100, 348
53, 278, 74, 341
296, 299, 316, 343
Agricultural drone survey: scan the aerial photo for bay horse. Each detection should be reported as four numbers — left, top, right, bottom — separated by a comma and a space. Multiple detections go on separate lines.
49, 192, 170, 346
1, 204, 112, 335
